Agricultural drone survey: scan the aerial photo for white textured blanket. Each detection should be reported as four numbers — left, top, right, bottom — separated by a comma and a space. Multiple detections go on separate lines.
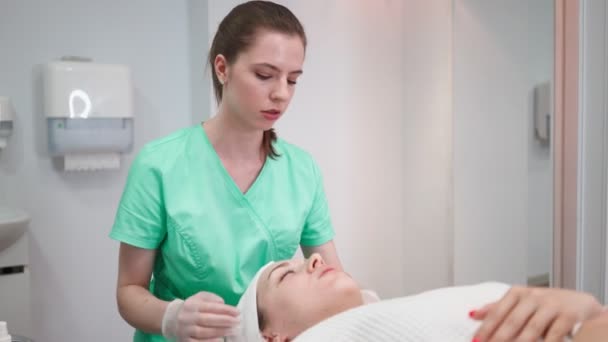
295, 282, 511, 342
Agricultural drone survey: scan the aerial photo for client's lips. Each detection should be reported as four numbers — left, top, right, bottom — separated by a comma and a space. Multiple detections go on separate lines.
319, 267, 335, 278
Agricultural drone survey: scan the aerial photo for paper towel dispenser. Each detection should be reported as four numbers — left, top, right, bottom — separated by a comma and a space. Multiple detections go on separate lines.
43, 59, 134, 170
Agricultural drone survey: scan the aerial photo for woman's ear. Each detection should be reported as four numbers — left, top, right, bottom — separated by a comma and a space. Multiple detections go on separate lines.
214, 54, 229, 85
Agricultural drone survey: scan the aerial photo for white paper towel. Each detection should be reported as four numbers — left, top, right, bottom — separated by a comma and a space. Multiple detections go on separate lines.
64, 153, 120, 171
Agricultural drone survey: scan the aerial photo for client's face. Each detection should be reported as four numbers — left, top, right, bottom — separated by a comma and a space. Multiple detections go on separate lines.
256, 253, 363, 340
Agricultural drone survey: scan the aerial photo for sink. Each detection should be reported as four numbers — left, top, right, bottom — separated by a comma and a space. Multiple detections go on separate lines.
0, 207, 29, 253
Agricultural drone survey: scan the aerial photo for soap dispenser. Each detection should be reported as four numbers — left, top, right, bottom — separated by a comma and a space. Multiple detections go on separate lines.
0, 97, 14, 150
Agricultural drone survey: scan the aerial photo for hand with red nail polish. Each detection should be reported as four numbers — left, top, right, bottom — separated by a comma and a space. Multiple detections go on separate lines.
469, 286, 603, 342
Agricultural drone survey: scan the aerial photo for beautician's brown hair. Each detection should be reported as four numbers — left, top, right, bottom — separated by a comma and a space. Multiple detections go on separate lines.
208, 1, 307, 159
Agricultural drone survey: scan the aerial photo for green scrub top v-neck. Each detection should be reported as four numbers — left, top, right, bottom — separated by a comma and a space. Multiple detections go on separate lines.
110, 124, 335, 341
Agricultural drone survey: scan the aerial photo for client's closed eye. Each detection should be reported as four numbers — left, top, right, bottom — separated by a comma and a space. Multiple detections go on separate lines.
280, 270, 294, 282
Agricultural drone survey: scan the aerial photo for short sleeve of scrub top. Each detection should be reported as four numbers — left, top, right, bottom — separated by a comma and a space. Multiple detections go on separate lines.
109, 125, 334, 341
300, 159, 334, 246
110, 146, 166, 249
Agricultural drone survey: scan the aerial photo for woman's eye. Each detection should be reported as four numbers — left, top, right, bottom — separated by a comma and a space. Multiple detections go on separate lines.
287, 80, 297, 85
255, 73, 271, 80
280, 270, 294, 282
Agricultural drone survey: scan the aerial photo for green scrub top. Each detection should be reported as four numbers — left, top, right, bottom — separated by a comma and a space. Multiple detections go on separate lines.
110, 124, 335, 342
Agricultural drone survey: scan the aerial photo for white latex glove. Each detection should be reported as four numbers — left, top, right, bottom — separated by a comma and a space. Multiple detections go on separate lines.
162, 291, 240, 341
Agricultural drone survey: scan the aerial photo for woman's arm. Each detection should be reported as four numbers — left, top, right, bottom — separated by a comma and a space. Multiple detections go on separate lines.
301, 240, 344, 271
116, 242, 168, 334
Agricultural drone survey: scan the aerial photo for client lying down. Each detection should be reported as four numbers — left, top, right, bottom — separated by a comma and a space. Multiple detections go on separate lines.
228, 254, 607, 342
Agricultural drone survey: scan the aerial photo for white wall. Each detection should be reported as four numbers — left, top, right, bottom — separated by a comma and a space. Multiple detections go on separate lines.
579, 0, 607, 302
0, 0, 193, 340
399, 0, 454, 294
453, 0, 552, 284
526, 0, 554, 280
188, 0, 212, 124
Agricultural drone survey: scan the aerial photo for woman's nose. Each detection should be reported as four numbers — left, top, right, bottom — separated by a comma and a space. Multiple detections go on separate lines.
270, 79, 290, 102
306, 253, 325, 273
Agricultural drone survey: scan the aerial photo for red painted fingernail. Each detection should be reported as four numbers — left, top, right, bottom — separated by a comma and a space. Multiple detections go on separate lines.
468, 310, 476, 318
472, 338, 480, 342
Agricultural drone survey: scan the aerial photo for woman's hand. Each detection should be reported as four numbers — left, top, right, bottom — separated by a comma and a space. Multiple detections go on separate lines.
470, 286, 603, 342
162, 291, 240, 341
573, 310, 608, 341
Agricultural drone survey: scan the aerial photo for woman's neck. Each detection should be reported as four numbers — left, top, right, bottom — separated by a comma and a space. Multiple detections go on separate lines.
203, 112, 264, 163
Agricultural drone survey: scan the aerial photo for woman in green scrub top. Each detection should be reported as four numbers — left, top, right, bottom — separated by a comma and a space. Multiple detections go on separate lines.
110, 1, 344, 341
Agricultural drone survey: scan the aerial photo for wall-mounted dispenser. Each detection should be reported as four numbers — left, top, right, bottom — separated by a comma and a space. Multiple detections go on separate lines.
0, 97, 15, 150
43, 59, 134, 171
533, 81, 551, 145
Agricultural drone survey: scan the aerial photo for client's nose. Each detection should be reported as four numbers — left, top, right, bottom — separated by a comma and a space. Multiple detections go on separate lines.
307, 253, 325, 273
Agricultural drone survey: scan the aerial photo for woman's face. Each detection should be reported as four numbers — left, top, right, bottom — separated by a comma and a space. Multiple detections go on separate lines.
217, 30, 305, 131
256, 254, 363, 339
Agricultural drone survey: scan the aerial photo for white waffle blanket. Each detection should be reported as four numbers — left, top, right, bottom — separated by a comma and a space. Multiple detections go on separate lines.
295, 282, 511, 342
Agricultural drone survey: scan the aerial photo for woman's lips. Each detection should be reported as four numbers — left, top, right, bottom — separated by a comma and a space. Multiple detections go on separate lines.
262, 110, 281, 121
